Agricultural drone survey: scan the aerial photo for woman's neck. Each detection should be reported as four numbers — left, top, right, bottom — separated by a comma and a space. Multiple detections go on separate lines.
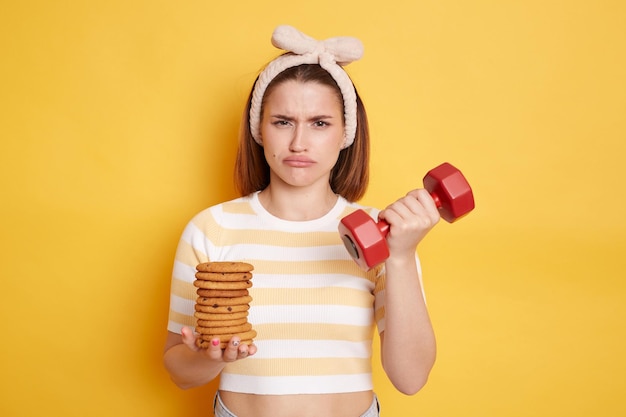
258, 184, 338, 221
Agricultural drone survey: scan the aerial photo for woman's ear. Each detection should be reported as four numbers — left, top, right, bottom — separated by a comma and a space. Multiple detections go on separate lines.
340, 132, 349, 149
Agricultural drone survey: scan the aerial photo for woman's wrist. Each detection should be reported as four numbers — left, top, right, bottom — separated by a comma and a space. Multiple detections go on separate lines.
385, 252, 418, 271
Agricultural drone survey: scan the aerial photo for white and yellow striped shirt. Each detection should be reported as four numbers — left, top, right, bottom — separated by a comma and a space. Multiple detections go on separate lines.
167, 191, 392, 395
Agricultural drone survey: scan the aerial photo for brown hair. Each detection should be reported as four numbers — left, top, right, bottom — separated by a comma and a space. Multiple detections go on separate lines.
234, 64, 370, 202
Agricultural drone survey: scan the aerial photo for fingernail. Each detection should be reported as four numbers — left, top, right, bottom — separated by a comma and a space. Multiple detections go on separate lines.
211, 339, 220, 346
232, 340, 240, 347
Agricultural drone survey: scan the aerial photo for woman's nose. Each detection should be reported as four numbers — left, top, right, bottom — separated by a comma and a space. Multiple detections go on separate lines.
289, 125, 307, 152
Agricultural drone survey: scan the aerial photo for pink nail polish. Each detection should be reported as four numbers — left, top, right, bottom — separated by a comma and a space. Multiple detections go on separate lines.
211, 339, 220, 346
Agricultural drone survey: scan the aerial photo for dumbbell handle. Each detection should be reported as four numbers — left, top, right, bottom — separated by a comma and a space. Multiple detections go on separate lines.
372, 190, 444, 238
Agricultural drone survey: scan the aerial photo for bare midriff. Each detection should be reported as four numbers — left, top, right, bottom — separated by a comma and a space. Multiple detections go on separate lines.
219, 390, 374, 417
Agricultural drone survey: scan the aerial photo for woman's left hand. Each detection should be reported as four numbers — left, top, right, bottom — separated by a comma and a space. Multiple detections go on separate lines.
377, 189, 440, 258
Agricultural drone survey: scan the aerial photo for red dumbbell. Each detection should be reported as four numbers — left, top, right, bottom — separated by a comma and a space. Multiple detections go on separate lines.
338, 162, 475, 270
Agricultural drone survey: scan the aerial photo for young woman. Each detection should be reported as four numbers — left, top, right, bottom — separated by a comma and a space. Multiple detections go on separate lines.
163, 25, 439, 417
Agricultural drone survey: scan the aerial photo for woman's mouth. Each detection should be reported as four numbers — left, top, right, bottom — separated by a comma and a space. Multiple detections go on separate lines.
284, 157, 315, 167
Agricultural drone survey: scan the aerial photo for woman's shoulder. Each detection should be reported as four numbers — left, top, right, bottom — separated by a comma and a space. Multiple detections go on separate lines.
340, 197, 381, 218
188, 194, 256, 221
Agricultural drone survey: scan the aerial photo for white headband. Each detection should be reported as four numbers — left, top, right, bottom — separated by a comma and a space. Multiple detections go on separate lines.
249, 25, 364, 149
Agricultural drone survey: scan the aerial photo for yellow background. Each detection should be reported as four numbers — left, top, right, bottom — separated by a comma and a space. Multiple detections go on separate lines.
1, 1, 624, 416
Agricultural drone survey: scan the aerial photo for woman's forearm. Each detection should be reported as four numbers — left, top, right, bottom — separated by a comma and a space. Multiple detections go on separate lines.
380, 255, 437, 395
163, 340, 225, 389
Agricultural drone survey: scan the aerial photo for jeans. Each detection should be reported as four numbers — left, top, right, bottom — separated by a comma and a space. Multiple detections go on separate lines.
213, 391, 381, 417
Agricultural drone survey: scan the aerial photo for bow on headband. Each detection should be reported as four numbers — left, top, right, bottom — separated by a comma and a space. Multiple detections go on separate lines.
271, 25, 364, 66
249, 25, 364, 148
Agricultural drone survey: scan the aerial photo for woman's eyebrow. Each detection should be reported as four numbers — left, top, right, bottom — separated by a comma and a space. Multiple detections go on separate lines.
269, 114, 336, 121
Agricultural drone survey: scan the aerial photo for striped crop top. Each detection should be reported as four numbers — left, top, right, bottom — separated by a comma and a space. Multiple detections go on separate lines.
167, 192, 389, 395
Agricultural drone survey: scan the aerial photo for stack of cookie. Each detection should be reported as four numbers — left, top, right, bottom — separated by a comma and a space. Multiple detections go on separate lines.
193, 261, 257, 349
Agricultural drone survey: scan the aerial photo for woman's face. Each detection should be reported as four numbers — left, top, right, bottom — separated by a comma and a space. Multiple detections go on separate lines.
260, 80, 345, 190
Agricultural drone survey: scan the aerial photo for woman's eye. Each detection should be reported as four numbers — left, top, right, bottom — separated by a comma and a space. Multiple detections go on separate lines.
273, 120, 290, 126
314, 120, 329, 127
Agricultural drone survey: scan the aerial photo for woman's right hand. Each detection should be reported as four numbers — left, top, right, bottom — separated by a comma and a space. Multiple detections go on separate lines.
180, 326, 257, 362
163, 328, 257, 389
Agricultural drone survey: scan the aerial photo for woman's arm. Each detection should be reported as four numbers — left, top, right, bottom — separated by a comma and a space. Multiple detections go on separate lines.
377, 189, 439, 395
163, 328, 256, 389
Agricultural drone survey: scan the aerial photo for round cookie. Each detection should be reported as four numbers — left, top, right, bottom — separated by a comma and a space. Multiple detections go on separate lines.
198, 329, 257, 343
196, 338, 254, 350
196, 295, 253, 307
194, 280, 252, 290
195, 271, 252, 282
195, 323, 252, 335
195, 303, 250, 314
197, 288, 249, 298
194, 310, 249, 321
196, 261, 254, 273
196, 317, 248, 328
